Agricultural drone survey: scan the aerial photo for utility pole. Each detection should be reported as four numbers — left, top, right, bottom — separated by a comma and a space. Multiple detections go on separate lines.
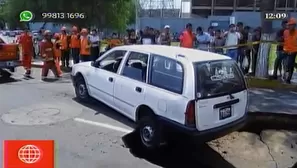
135, 0, 139, 31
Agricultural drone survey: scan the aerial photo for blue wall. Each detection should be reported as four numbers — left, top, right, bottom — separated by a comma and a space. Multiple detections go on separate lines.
136, 12, 297, 33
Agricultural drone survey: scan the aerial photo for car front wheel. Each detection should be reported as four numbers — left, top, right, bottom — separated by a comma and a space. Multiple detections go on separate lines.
74, 76, 90, 102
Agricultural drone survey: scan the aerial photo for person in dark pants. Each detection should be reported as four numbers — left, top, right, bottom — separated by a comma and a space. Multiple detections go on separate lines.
243, 26, 251, 74
283, 18, 297, 84
70, 26, 80, 64
272, 20, 288, 79
237, 22, 248, 70
60, 27, 70, 67
89, 29, 100, 61
251, 27, 261, 76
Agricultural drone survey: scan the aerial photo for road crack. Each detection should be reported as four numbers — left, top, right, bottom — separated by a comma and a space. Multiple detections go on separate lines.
259, 131, 278, 168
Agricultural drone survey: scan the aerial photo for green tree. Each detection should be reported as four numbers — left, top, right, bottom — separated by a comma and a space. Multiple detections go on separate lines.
0, 0, 134, 30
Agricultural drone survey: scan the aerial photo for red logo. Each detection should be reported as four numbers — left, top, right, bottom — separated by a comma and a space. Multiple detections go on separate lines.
3, 140, 54, 168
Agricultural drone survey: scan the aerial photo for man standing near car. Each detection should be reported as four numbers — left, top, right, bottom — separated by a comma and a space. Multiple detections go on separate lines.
70, 26, 81, 64
89, 29, 100, 61
160, 25, 171, 45
40, 30, 60, 80
140, 27, 156, 44
196, 27, 211, 51
60, 27, 70, 68
179, 23, 195, 48
272, 20, 288, 79
224, 24, 241, 60
283, 18, 297, 84
237, 22, 247, 68
19, 29, 33, 78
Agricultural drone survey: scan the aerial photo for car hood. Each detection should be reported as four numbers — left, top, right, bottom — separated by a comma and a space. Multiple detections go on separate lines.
76, 61, 92, 67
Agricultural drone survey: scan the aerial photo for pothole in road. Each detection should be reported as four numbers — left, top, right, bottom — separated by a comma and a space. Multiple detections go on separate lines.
1, 103, 82, 125
122, 114, 297, 168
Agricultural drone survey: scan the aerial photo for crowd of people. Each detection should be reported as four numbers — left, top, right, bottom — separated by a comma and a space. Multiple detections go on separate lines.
126, 18, 296, 83
124, 23, 262, 76
16, 17, 297, 83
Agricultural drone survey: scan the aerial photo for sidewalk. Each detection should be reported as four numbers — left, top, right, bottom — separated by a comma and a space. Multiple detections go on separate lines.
248, 88, 297, 115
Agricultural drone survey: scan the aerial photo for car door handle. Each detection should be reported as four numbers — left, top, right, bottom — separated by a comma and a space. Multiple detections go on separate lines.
135, 87, 142, 93
108, 77, 113, 82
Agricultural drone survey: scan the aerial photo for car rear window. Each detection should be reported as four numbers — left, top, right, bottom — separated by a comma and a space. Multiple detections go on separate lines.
195, 60, 246, 98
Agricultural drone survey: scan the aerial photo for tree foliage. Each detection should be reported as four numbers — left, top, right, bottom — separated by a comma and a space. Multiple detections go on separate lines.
0, 0, 135, 30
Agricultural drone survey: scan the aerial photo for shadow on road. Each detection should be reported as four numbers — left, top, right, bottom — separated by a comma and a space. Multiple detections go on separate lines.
73, 98, 136, 128
0, 77, 21, 84
122, 131, 236, 168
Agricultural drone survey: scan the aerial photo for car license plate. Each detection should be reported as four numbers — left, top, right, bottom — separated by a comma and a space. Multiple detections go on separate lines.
6, 61, 14, 66
219, 106, 232, 120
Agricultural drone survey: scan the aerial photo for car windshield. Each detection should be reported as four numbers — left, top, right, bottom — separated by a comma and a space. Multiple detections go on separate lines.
194, 60, 246, 98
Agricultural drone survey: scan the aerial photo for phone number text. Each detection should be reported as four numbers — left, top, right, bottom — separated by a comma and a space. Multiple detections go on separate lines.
41, 12, 86, 20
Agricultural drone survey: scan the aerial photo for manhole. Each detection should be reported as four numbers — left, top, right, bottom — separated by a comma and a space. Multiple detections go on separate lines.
1, 103, 82, 125
27, 108, 61, 117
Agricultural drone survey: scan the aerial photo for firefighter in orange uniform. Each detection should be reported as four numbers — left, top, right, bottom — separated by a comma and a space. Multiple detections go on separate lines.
60, 26, 70, 67
106, 33, 121, 50
19, 29, 33, 77
40, 30, 60, 80
53, 33, 62, 76
80, 28, 91, 62
70, 26, 81, 64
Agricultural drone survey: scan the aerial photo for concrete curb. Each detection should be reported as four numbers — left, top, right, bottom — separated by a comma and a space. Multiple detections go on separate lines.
242, 112, 297, 132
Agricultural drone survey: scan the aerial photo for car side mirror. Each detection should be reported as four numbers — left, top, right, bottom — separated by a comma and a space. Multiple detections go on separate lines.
91, 61, 99, 68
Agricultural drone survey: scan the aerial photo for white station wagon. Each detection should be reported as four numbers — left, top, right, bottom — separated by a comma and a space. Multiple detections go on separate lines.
71, 45, 248, 149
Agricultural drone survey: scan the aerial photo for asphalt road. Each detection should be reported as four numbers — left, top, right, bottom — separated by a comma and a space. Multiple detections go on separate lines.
0, 68, 226, 168
0, 68, 296, 168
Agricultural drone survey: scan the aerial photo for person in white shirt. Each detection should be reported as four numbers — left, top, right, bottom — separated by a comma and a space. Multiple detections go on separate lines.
224, 24, 241, 60
89, 29, 100, 61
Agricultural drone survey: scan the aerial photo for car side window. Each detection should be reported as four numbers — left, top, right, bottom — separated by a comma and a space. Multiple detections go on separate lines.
122, 52, 148, 82
149, 54, 184, 94
98, 50, 127, 73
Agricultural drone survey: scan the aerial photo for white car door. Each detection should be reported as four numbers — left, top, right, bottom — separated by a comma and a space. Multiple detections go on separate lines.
113, 51, 149, 119
87, 50, 127, 107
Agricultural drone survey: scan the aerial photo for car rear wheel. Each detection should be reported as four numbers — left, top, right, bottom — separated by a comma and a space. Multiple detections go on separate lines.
74, 75, 90, 102
0, 69, 12, 79
138, 115, 163, 150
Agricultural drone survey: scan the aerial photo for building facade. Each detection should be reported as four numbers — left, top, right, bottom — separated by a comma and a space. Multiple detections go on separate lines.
191, 0, 296, 17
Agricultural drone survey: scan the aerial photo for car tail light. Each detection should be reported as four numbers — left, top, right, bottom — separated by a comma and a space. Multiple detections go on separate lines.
185, 100, 196, 127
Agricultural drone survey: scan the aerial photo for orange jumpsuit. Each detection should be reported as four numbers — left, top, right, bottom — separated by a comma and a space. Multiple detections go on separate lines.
19, 33, 33, 75
40, 39, 59, 78
53, 40, 62, 76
